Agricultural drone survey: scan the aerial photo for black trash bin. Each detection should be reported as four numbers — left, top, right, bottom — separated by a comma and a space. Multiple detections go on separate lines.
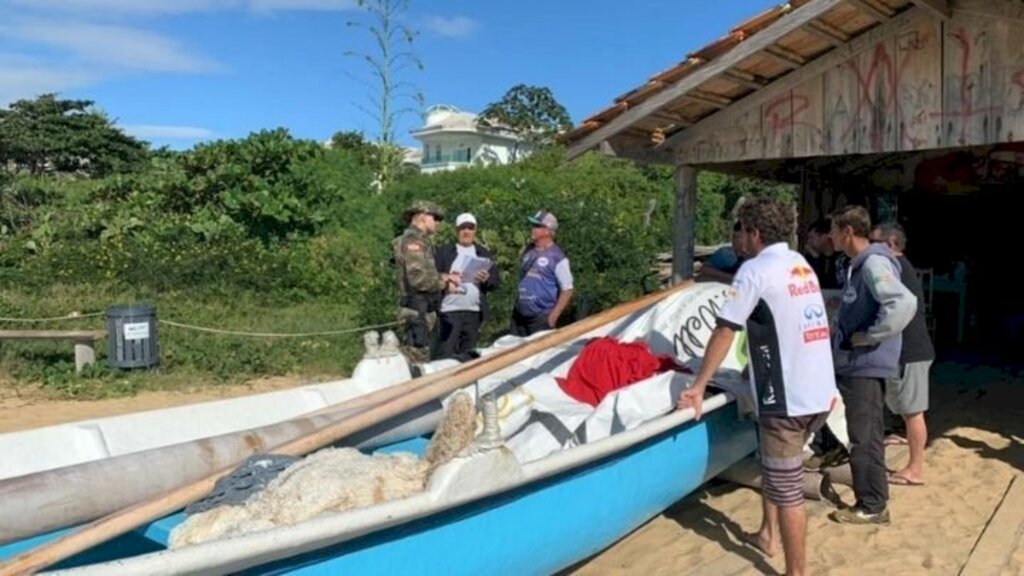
106, 304, 159, 369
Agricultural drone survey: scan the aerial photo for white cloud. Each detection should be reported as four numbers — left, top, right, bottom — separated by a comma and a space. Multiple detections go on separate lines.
0, 55, 96, 105
422, 15, 478, 38
0, 20, 222, 73
120, 124, 217, 140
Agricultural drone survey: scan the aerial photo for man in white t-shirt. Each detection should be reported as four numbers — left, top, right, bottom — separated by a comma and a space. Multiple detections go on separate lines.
678, 198, 837, 576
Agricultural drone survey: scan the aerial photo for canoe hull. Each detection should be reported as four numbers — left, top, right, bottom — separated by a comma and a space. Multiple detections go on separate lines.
236, 401, 755, 575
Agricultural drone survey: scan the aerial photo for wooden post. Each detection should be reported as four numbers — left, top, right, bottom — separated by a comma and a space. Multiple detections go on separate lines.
73, 340, 96, 374
672, 165, 698, 284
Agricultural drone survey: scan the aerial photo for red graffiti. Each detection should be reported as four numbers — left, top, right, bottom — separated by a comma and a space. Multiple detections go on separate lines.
840, 42, 911, 152
764, 93, 822, 138
931, 28, 1001, 144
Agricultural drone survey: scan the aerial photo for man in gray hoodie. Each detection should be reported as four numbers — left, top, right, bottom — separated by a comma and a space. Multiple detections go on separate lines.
827, 205, 916, 525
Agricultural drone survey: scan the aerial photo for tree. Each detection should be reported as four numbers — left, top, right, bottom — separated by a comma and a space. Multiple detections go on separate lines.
345, 0, 423, 192
0, 94, 149, 177
477, 84, 574, 161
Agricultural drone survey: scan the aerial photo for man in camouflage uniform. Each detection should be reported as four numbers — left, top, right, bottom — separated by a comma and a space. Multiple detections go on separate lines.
392, 200, 460, 364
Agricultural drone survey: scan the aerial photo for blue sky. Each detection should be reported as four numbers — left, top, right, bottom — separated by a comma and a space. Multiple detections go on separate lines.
0, 0, 776, 149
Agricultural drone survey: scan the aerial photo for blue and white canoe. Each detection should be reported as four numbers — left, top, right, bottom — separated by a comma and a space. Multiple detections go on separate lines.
0, 284, 759, 575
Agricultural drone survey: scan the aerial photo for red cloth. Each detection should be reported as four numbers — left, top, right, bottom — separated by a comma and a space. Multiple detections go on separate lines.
555, 337, 683, 407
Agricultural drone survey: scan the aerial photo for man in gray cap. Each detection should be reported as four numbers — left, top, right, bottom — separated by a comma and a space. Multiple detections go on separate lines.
512, 210, 574, 336
392, 200, 460, 363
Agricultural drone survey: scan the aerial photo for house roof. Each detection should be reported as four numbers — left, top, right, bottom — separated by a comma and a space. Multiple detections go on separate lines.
563, 0, 932, 159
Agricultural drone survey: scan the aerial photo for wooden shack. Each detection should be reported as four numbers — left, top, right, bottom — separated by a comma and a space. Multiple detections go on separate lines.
564, 0, 1024, 354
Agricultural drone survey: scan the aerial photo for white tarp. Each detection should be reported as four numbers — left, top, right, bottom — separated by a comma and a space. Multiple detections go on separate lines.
469, 284, 752, 463
435, 283, 849, 464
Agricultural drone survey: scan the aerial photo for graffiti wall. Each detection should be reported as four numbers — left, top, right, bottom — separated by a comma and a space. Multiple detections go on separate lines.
680, 9, 1024, 164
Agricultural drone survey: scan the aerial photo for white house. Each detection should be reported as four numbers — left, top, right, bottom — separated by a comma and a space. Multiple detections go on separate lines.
409, 104, 532, 174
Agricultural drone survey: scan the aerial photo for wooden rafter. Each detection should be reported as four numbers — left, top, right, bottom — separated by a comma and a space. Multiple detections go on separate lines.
722, 68, 768, 90
845, 0, 896, 21
762, 45, 808, 68
909, 0, 949, 20
652, 112, 694, 126
564, 0, 845, 160
599, 136, 677, 165
805, 19, 851, 45
681, 91, 733, 109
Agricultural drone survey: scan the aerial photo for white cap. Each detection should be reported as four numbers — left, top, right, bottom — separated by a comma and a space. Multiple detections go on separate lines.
455, 213, 477, 227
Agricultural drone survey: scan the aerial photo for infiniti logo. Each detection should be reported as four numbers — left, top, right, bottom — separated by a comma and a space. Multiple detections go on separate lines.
804, 304, 825, 320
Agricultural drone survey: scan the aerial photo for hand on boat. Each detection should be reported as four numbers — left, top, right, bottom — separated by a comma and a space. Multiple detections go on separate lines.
676, 384, 706, 420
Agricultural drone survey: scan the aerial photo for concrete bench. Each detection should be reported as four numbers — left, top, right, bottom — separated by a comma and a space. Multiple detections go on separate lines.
0, 330, 107, 373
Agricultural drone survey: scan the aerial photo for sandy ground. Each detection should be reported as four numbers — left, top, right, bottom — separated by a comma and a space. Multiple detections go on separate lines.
568, 364, 1024, 575
0, 376, 308, 434
1, 365, 1021, 574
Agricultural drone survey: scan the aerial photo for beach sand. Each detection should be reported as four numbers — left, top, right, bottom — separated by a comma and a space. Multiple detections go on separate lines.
569, 363, 1024, 575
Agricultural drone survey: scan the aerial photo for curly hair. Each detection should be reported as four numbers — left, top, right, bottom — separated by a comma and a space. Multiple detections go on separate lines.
737, 198, 793, 246
831, 205, 872, 238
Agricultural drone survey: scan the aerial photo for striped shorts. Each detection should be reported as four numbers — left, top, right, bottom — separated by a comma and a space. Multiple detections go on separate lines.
758, 413, 828, 508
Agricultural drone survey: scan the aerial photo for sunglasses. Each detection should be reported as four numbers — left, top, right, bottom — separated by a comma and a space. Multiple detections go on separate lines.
457, 224, 476, 231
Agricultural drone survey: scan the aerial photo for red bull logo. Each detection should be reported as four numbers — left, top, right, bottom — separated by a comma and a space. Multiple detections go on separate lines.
790, 265, 814, 279
788, 265, 820, 297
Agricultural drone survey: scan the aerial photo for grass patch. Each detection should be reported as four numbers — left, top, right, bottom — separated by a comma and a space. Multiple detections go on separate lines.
0, 284, 362, 399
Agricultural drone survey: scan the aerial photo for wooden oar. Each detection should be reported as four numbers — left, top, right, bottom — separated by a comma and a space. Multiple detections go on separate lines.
0, 281, 691, 575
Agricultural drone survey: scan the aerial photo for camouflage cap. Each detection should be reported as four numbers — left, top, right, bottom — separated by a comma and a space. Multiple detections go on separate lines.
403, 200, 445, 222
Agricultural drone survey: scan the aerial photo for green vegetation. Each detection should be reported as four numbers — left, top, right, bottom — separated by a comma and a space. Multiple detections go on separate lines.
0, 94, 793, 399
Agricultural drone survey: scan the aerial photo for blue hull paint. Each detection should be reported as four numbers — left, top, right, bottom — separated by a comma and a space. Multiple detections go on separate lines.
1, 404, 756, 575
247, 403, 756, 575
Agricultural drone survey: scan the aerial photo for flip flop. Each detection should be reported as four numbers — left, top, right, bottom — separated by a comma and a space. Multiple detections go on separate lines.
884, 435, 908, 446
888, 472, 924, 486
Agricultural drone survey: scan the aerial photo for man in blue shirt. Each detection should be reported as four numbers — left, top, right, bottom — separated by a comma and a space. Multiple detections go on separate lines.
511, 210, 574, 336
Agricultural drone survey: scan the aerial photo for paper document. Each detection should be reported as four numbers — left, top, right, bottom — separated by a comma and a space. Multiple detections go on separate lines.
452, 254, 492, 284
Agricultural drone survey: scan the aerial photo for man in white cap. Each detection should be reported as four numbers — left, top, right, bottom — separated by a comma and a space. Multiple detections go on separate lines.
433, 212, 500, 358
512, 209, 574, 336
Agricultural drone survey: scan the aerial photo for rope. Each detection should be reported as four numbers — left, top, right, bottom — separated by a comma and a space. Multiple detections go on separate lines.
157, 319, 399, 338
0, 312, 104, 323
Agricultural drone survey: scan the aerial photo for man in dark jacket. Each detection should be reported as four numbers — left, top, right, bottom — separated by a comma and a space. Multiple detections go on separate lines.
434, 212, 500, 359
871, 223, 935, 487
828, 206, 917, 525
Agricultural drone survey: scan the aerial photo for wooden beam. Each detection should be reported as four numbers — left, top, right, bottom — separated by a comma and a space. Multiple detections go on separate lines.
564, 0, 845, 160
954, 0, 1024, 23
845, 0, 896, 21
722, 68, 768, 90
599, 136, 677, 165
763, 45, 808, 68
667, 7, 922, 159
652, 112, 694, 126
909, 0, 949, 19
681, 91, 733, 109
672, 166, 698, 283
805, 19, 851, 45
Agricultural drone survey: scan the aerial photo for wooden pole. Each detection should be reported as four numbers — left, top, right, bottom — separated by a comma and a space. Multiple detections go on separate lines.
672, 165, 698, 284
0, 281, 694, 576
